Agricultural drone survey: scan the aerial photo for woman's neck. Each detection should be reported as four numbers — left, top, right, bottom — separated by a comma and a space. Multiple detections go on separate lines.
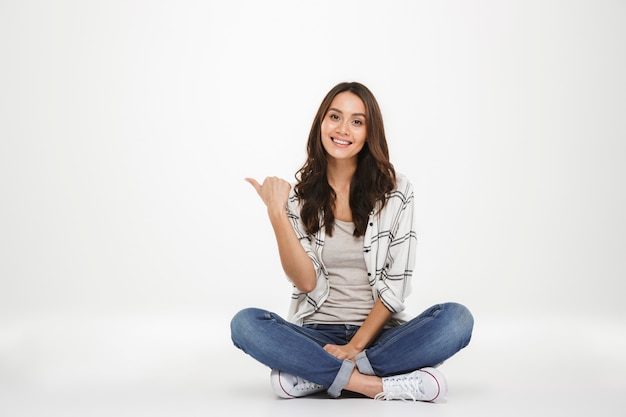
326, 158, 356, 191
327, 159, 356, 222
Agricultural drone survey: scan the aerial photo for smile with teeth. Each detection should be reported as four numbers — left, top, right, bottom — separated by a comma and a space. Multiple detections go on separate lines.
331, 137, 352, 145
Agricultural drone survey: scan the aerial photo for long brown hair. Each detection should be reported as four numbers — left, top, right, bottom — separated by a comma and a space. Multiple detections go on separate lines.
294, 82, 396, 237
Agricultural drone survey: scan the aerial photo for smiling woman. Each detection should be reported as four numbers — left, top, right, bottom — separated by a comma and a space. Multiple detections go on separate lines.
231, 82, 474, 401
1, 0, 624, 414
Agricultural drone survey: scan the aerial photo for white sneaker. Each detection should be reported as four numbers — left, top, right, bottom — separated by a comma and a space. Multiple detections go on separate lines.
375, 367, 447, 402
270, 369, 325, 398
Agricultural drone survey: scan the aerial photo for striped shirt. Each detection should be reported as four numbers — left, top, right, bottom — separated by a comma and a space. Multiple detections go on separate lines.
285, 173, 417, 326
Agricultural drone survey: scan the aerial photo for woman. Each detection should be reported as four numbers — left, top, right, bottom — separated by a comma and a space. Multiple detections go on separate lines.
230, 82, 473, 401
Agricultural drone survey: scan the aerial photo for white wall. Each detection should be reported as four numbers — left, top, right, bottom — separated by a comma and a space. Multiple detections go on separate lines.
1, 0, 625, 330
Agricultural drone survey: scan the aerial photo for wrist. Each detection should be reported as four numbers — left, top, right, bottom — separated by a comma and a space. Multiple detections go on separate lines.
267, 205, 287, 220
348, 340, 365, 352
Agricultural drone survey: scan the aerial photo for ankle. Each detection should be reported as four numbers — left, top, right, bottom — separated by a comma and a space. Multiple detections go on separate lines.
344, 370, 383, 398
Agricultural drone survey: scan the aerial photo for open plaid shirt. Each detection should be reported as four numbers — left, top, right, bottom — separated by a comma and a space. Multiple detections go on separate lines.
285, 173, 417, 325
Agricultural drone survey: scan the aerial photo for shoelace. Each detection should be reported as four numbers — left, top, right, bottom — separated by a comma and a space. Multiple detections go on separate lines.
374, 376, 425, 401
294, 376, 323, 392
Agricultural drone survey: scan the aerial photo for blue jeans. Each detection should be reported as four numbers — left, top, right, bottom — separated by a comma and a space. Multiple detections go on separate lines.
230, 302, 474, 398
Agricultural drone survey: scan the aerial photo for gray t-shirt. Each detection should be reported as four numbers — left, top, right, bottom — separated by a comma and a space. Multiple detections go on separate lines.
303, 219, 374, 325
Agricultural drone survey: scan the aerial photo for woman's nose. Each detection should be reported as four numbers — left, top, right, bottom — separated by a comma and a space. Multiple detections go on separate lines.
338, 120, 350, 134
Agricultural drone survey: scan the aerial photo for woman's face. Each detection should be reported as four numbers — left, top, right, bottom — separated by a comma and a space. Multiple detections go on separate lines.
320, 91, 367, 163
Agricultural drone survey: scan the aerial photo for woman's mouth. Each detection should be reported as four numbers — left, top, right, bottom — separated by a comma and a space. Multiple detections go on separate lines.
331, 137, 351, 145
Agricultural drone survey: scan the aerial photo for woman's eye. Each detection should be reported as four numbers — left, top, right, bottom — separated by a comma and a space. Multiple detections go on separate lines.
352, 119, 363, 126
329, 114, 340, 121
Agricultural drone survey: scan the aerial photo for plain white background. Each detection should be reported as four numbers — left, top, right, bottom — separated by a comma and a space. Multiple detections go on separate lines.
1, 1, 625, 416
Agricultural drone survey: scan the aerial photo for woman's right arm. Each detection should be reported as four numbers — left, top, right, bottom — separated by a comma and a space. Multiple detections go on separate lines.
245, 177, 317, 293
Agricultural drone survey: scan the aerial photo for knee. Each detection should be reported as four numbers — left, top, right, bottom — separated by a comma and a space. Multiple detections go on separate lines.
442, 302, 474, 348
230, 307, 264, 347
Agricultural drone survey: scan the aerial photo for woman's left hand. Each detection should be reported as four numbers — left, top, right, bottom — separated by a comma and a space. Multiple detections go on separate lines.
323, 343, 361, 361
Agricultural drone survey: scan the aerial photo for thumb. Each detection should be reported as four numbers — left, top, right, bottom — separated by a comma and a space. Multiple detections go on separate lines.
244, 177, 262, 194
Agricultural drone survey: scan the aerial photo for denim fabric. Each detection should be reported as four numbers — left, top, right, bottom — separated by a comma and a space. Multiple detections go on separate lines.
230, 302, 473, 398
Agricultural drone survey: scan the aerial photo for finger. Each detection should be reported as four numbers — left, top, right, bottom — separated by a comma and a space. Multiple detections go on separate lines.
244, 177, 262, 194
323, 345, 335, 355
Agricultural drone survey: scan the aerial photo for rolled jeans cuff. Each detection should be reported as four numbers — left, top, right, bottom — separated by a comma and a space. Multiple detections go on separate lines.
327, 359, 355, 398
355, 351, 375, 375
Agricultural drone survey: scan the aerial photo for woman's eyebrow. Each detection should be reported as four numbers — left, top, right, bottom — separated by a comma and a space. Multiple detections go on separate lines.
328, 107, 366, 118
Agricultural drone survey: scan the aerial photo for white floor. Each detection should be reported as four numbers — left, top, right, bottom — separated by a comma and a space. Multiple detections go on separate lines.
1, 311, 625, 417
